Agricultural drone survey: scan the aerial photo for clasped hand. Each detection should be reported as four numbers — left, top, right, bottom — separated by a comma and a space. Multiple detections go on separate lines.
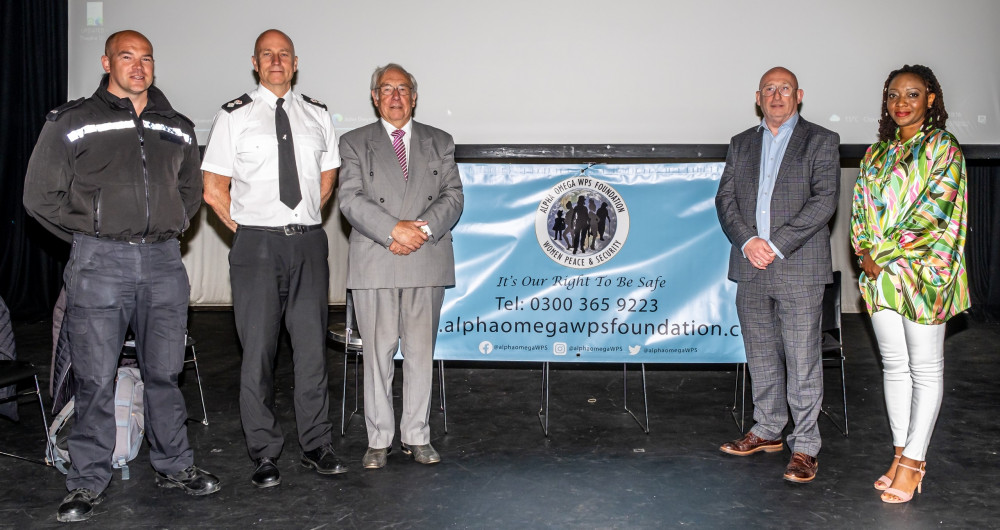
745, 237, 776, 270
389, 220, 429, 256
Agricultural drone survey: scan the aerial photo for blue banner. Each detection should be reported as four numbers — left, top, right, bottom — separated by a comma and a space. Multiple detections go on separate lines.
435, 163, 745, 363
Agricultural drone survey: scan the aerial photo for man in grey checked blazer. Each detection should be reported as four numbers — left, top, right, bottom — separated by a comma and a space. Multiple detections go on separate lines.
715, 67, 840, 483
339, 64, 464, 469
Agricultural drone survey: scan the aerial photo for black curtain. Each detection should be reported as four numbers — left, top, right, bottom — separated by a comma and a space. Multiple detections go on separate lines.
966, 163, 1000, 321
0, 0, 68, 320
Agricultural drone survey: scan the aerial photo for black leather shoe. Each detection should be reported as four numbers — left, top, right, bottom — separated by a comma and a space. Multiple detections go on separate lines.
251, 457, 281, 488
155, 465, 222, 496
301, 443, 348, 475
57, 488, 104, 523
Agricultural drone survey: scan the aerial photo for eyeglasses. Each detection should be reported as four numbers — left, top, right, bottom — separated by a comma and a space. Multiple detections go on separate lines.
759, 85, 794, 97
378, 84, 412, 97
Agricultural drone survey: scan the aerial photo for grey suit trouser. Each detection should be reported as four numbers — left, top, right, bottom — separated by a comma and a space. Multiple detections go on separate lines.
64, 234, 193, 493
230, 228, 332, 460
736, 271, 824, 457
353, 286, 444, 449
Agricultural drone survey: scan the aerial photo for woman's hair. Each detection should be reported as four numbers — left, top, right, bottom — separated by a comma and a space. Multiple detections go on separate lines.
877, 64, 948, 142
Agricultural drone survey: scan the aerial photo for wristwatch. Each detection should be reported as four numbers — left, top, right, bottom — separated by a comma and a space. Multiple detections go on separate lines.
385, 235, 393, 247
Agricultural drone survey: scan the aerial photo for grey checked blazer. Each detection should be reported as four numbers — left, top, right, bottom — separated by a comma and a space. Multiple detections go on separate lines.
715, 117, 840, 285
338, 120, 464, 289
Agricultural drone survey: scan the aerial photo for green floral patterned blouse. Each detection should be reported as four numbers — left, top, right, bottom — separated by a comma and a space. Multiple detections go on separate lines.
850, 127, 969, 325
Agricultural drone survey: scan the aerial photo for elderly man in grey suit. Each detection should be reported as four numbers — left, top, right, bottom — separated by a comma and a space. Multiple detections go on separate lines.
339, 63, 464, 469
715, 66, 840, 483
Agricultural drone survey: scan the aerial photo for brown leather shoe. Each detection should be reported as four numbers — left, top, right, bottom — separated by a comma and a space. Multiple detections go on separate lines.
783, 452, 818, 483
719, 432, 783, 456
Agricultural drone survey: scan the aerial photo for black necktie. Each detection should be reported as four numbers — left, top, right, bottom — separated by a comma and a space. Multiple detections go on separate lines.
275, 98, 301, 209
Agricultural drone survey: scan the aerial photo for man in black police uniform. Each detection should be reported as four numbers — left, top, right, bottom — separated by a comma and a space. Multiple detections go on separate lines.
202, 29, 344, 488
23, 30, 219, 523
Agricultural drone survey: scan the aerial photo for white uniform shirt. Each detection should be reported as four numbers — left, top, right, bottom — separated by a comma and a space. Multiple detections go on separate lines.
202, 85, 341, 226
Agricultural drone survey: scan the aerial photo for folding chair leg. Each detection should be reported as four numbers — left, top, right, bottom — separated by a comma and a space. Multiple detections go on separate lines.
186, 344, 209, 426
341, 350, 349, 436
820, 353, 849, 437
341, 351, 361, 436
0, 375, 53, 466
731, 363, 747, 434
839, 356, 849, 436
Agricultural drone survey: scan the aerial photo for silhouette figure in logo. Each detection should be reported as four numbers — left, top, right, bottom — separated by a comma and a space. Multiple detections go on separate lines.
562, 200, 576, 248
587, 198, 600, 250
597, 201, 610, 241
551, 209, 566, 243
572, 196, 590, 254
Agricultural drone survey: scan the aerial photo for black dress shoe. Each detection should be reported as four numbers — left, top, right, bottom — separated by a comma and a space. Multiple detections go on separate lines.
57, 488, 104, 523
301, 443, 348, 475
154, 465, 222, 496
251, 457, 281, 488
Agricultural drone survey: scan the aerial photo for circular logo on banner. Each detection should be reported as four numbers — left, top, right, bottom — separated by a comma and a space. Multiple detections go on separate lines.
535, 175, 629, 269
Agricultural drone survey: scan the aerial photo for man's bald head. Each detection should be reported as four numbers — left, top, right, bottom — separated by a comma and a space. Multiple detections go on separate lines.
254, 29, 295, 57
105, 30, 152, 58
758, 66, 798, 91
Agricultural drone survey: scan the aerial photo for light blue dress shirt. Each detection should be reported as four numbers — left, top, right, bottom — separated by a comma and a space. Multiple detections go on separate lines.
742, 112, 798, 259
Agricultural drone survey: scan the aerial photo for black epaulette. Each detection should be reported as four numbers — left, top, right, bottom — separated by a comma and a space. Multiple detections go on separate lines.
221, 94, 252, 113
46, 98, 86, 122
301, 94, 327, 110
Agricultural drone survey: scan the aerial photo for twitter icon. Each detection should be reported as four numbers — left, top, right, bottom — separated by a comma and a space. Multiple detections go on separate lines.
628, 345, 641, 355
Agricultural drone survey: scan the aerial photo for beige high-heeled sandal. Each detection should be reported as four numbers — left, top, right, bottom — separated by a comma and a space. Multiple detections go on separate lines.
881, 462, 925, 503
874, 454, 901, 491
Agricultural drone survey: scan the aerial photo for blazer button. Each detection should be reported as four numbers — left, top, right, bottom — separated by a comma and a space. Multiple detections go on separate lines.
379, 198, 384, 203
427, 195, 433, 201
369, 171, 374, 176
433, 170, 438, 175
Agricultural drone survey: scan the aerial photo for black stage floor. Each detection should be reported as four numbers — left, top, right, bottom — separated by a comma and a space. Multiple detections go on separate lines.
1, 311, 998, 528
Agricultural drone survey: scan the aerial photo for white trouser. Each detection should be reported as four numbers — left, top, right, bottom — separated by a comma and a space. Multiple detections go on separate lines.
870, 310, 945, 461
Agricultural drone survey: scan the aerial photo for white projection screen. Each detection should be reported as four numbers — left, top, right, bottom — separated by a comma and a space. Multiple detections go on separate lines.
66, 0, 1000, 308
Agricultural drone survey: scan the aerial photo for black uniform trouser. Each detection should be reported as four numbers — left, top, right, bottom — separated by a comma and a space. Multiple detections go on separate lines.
64, 234, 193, 493
230, 227, 332, 460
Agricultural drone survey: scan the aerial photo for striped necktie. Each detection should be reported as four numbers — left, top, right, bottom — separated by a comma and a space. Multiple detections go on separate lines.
391, 129, 408, 181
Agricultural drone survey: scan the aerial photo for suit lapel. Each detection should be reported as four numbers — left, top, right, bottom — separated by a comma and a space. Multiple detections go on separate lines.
746, 129, 762, 216
367, 123, 406, 183
775, 118, 807, 187
400, 122, 427, 211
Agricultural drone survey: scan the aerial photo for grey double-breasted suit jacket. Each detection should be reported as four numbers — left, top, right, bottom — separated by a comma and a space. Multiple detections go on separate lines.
338, 120, 464, 289
715, 117, 840, 286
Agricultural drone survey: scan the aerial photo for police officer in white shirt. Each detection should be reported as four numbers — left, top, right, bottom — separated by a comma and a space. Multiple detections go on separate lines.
202, 29, 344, 488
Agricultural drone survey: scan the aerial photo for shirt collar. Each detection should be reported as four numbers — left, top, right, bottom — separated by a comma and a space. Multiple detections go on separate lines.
893, 127, 927, 146
381, 118, 412, 137
253, 85, 294, 109
757, 112, 799, 134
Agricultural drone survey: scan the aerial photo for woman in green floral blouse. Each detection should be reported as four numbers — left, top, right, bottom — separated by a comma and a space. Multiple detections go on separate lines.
851, 64, 969, 504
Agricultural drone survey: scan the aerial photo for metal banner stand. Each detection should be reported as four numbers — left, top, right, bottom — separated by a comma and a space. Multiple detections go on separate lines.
623, 363, 649, 434
537, 362, 550, 436
538, 362, 651, 436
438, 359, 448, 433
